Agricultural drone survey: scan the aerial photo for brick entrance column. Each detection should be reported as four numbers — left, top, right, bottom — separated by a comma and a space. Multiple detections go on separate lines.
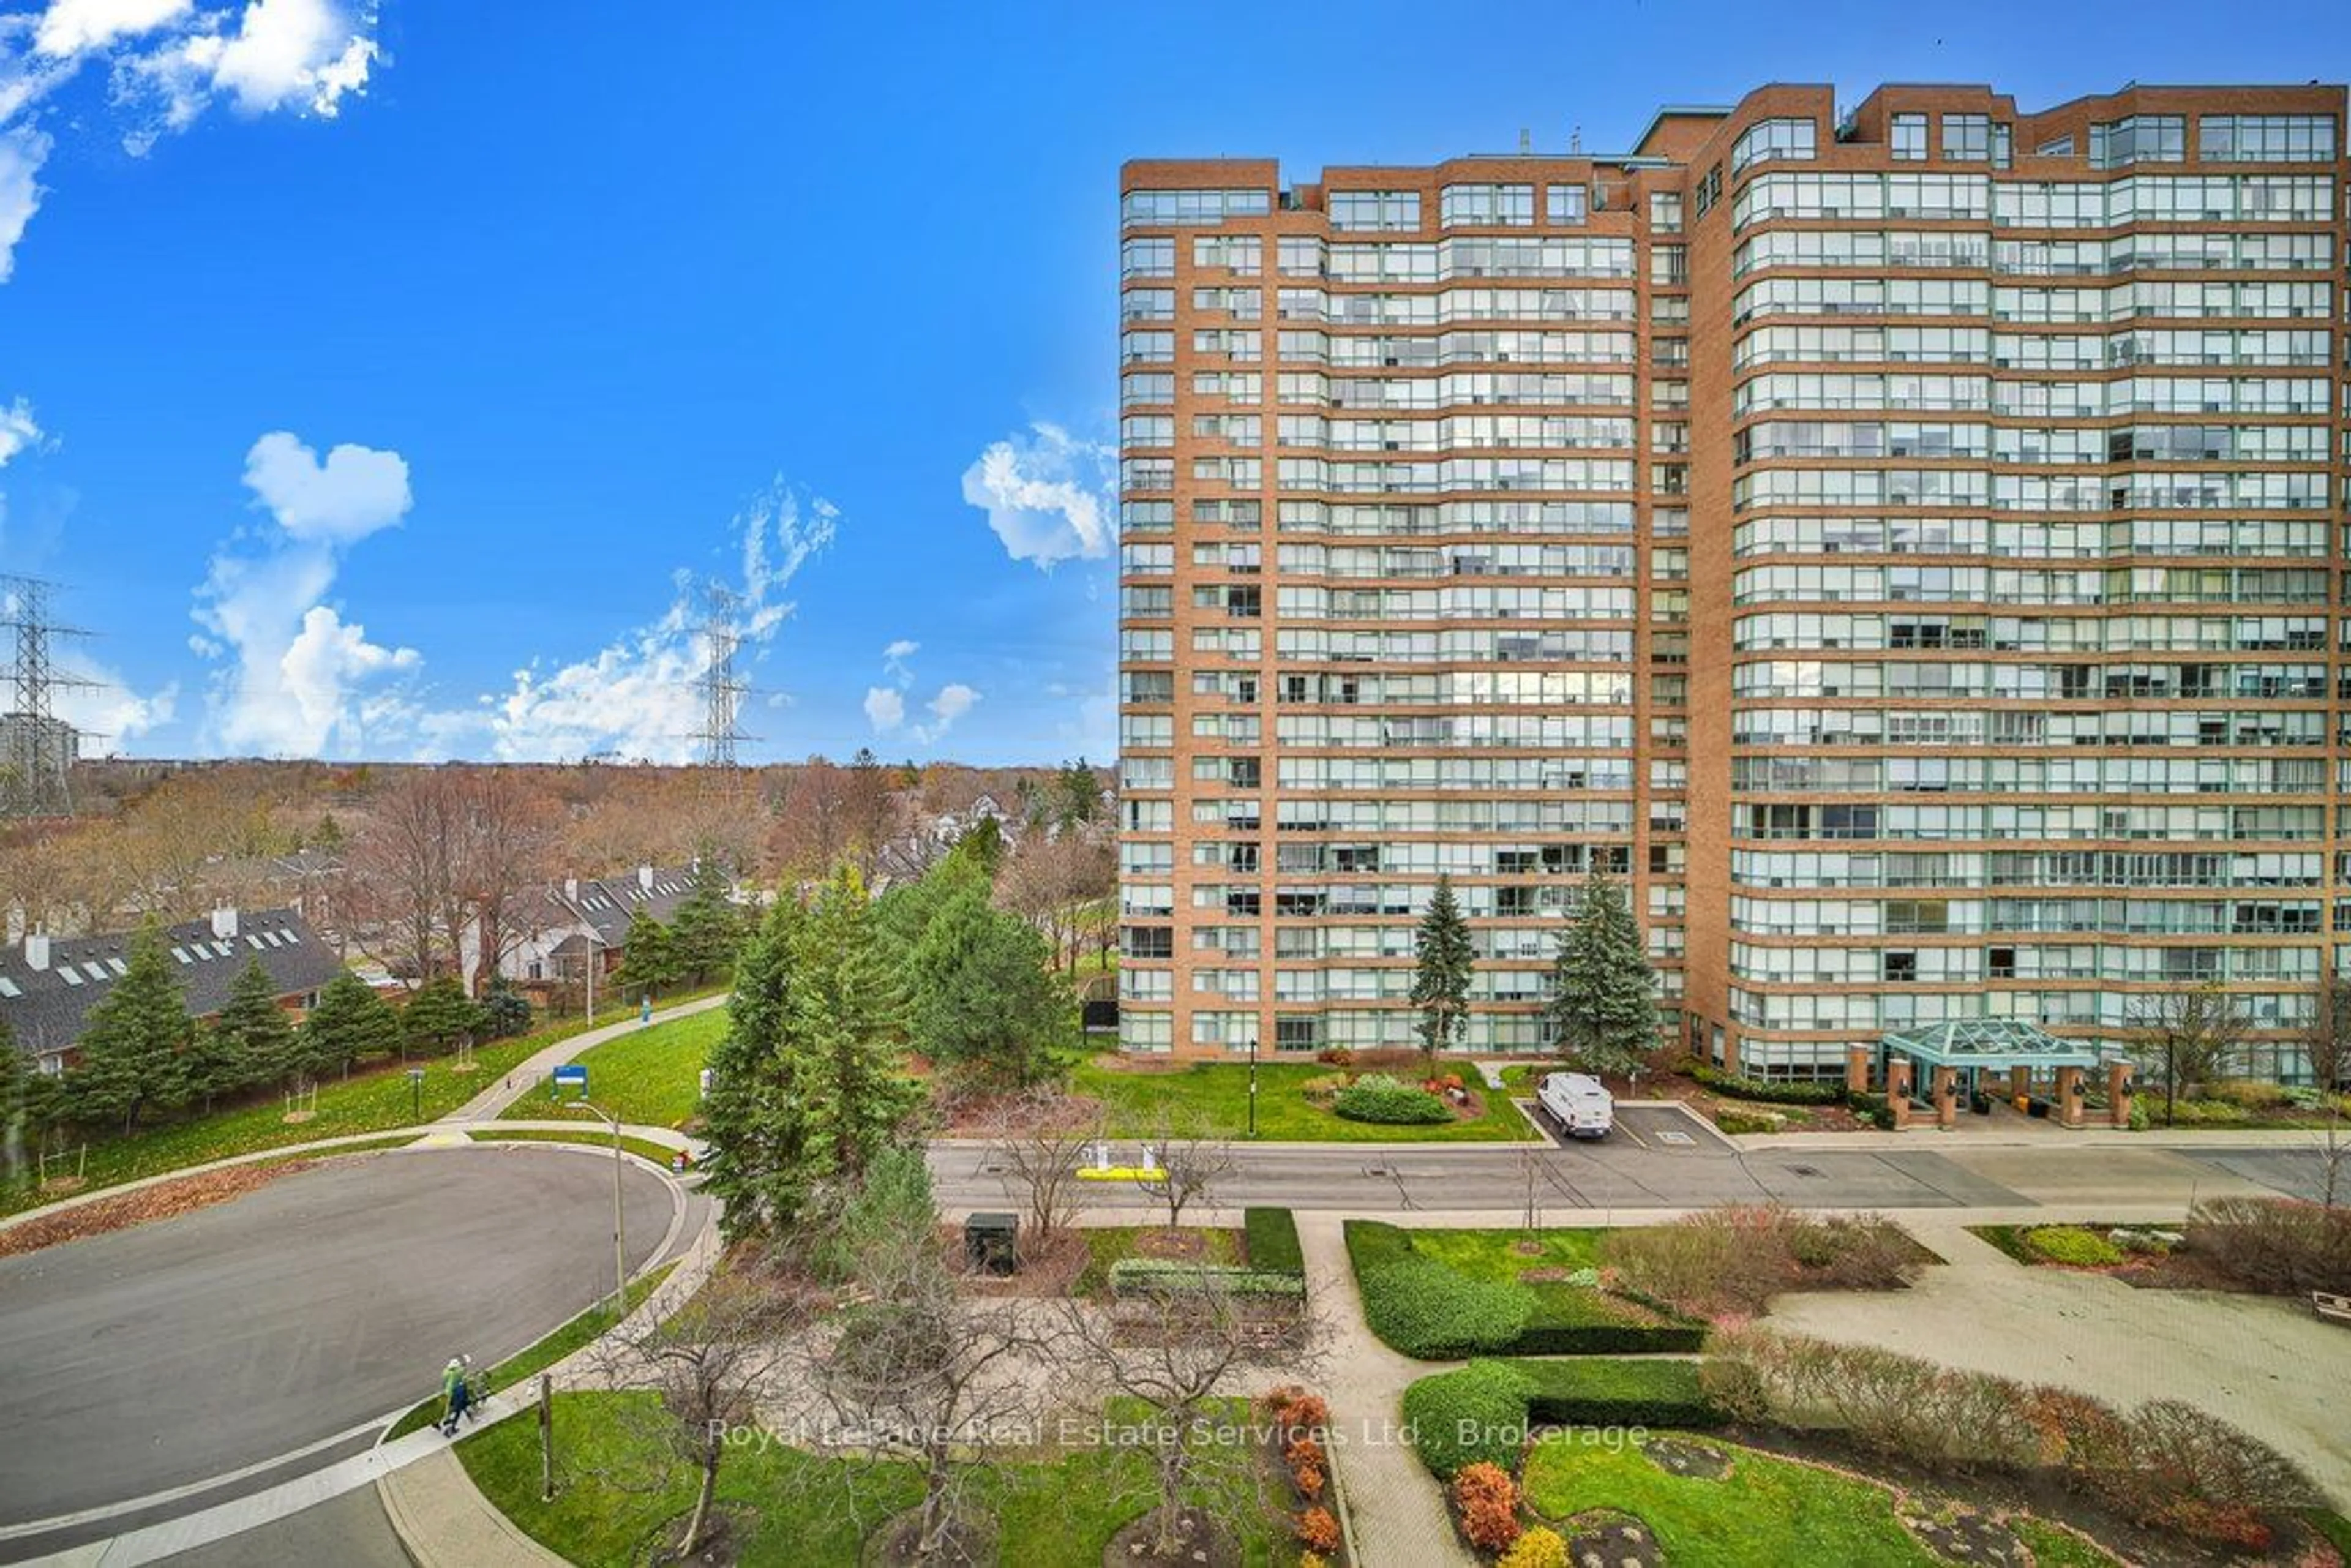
1932, 1065, 1958, 1129
2055, 1065, 2085, 1128
1847, 1046, 1872, 1095
1888, 1060, 1914, 1129
2107, 1060, 2133, 1128
2008, 1065, 2030, 1103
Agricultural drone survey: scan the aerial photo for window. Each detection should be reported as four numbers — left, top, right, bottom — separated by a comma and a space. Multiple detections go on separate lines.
1121, 188, 1272, 227
1891, 113, 1928, 161
1732, 117, 1817, 173
1329, 190, 1420, 231
2201, 114, 2336, 162
1690, 164, 1722, 218
2090, 116, 2184, 169
1545, 184, 1588, 224
1120, 238, 1174, 278
1440, 184, 1534, 227
2037, 134, 2075, 157
1648, 192, 1683, 233
1941, 113, 1992, 162
1650, 247, 1687, 286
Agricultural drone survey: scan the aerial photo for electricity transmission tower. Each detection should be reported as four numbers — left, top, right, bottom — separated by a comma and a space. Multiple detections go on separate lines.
1, 574, 101, 820
690, 584, 754, 768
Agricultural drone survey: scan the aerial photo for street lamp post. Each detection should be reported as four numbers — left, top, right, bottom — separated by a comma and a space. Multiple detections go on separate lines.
1248, 1035, 1259, 1139
577, 1099, 628, 1322
408, 1066, 425, 1123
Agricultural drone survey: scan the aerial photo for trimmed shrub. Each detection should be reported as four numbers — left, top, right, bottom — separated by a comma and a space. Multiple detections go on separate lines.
1689, 1063, 1845, 1105
1349, 1221, 1705, 1357
1363, 1257, 1532, 1358
1293, 1507, 1341, 1555
2081, 1398, 2318, 1548
1714, 1109, 1784, 1135
2023, 1225, 2126, 1267
1506, 1319, 1708, 1356
1515, 1356, 1722, 1429
1335, 1073, 1455, 1125
1499, 1526, 1568, 1568
1848, 1090, 1898, 1131
1106, 1259, 1307, 1299
2185, 1196, 2351, 1296
1403, 1360, 1532, 1480
1452, 1461, 1523, 1552
1243, 1206, 1305, 1274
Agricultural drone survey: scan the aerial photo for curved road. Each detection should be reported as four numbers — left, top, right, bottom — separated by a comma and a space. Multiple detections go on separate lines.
0, 1144, 675, 1528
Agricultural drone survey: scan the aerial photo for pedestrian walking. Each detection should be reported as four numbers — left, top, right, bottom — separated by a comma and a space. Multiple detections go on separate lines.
439, 1356, 474, 1436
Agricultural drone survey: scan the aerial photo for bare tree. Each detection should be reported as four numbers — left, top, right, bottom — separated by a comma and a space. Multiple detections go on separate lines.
983, 1087, 1106, 1258
451, 770, 559, 994
997, 833, 1113, 972
1056, 1272, 1325, 1559
768, 757, 853, 881
1134, 1117, 1235, 1236
346, 770, 460, 980
2306, 973, 2351, 1209
804, 1187, 1063, 1560
588, 1261, 812, 1559
2128, 983, 2248, 1128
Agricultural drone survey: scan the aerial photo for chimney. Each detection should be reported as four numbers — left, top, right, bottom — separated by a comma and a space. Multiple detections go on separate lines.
637, 865, 653, 893
24, 931, 50, 972
212, 906, 239, 940
564, 877, 580, 904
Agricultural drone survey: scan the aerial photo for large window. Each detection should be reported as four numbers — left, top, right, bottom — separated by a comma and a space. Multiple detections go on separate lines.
1732, 117, 1818, 173
1941, 113, 1992, 162
1440, 184, 1534, 227
1545, 184, 1589, 225
1891, 113, 1928, 161
2201, 114, 2337, 162
2090, 116, 2185, 169
1121, 188, 1272, 227
1330, 190, 1422, 231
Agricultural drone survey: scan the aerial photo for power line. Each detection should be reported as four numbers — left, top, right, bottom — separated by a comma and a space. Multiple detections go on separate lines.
0, 574, 105, 820
689, 583, 754, 768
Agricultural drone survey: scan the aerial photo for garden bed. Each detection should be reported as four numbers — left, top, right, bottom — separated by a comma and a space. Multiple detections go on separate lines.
1071, 1057, 1537, 1143
1346, 1222, 1705, 1359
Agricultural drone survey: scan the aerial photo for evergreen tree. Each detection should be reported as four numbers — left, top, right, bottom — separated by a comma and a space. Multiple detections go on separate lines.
872, 844, 992, 989
299, 970, 403, 1082
310, 812, 347, 855
211, 956, 300, 1096
478, 977, 534, 1039
700, 896, 815, 1240
1549, 870, 1659, 1079
1409, 875, 1475, 1070
953, 814, 1005, 877
790, 868, 925, 1182
1053, 759, 1100, 828
4, 1015, 70, 1177
68, 923, 192, 1135
613, 909, 678, 1001
669, 853, 744, 986
403, 975, 486, 1057
906, 885, 1068, 1089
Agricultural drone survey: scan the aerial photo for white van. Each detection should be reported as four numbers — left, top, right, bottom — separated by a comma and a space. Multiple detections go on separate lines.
1538, 1071, 1614, 1139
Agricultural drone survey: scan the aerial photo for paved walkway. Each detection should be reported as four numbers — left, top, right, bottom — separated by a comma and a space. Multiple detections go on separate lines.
446, 992, 730, 1123
1292, 1213, 1473, 1568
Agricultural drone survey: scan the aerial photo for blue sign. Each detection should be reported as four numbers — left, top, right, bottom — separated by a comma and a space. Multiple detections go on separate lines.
552, 1065, 588, 1095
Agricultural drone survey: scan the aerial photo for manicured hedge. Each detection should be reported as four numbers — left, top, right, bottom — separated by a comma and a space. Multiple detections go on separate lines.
1334, 1074, 1455, 1125
1689, 1063, 1846, 1106
1402, 1358, 1724, 1481
1243, 1206, 1305, 1275
1401, 1360, 1533, 1480
1107, 1259, 1308, 1299
1514, 1356, 1722, 1428
1347, 1221, 1706, 1359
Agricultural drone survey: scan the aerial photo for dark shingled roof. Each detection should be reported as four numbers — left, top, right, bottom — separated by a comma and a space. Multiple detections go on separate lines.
1, 908, 346, 1063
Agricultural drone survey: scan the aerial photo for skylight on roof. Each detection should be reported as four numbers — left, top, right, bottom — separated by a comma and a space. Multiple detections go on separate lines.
213, 941, 233, 957
58, 967, 82, 986
0, 976, 20, 998
81, 962, 110, 983
247, 933, 264, 948
107, 958, 128, 977
171, 947, 192, 964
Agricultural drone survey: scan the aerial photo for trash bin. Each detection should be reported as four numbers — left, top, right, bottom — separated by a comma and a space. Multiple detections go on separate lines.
964, 1212, 1019, 1276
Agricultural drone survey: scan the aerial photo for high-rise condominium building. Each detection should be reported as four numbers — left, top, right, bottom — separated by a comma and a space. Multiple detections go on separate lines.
1116, 82, 2348, 1081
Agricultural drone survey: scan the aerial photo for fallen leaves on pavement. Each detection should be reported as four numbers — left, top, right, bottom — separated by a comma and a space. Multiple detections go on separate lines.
0, 1160, 319, 1259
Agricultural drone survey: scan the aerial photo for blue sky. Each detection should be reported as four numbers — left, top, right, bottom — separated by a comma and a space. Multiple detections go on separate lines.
2, 1, 2346, 765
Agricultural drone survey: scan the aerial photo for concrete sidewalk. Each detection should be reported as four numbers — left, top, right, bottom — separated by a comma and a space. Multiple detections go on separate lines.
444, 992, 730, 1123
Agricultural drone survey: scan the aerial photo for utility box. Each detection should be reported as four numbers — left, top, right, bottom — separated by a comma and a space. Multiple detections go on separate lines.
964, 1211, 1019, 1276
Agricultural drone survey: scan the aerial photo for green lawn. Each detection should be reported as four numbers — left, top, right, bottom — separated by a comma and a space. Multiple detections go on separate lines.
1071, 1225, 1244, 1297
1521, 1433, 1951, 1567
460, 1391, 1304, 1567
2012, 1520, 2126, 1567
498, 1007, 729, 1131
1398, 1228, 1667, 1332
1071, 1058, 1538, 1142
384, 1261, 680, 1439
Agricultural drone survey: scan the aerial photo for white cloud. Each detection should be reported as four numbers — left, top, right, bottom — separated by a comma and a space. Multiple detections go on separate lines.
456, 482, 838, 763
960, 421, 1114, 568
241, 429, 410, 542
53, 665, 179, 750
34, 0, 193, 58
0, 0, 380, 274
0, 129, 50, 284
882, 637, 918, 675
862, 686, 904, 733
192, 428, 421, 756
0, 396, 42, 467
926, 683, 978, 731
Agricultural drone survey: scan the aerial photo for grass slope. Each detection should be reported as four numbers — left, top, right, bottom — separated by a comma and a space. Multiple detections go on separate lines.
498, 1008, 729, 1131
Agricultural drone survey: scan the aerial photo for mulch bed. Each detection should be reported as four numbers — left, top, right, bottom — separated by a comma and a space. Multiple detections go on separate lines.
1899, 1502, 2027, 1566
1561, 1509, 1663, 1567
1134, 1228, 1212, 1261
866, 1505, 996, 1567
1104, 1506, 1240, 1568
0, 1158, 322, 1259
1642, 1436, 1733, 1481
